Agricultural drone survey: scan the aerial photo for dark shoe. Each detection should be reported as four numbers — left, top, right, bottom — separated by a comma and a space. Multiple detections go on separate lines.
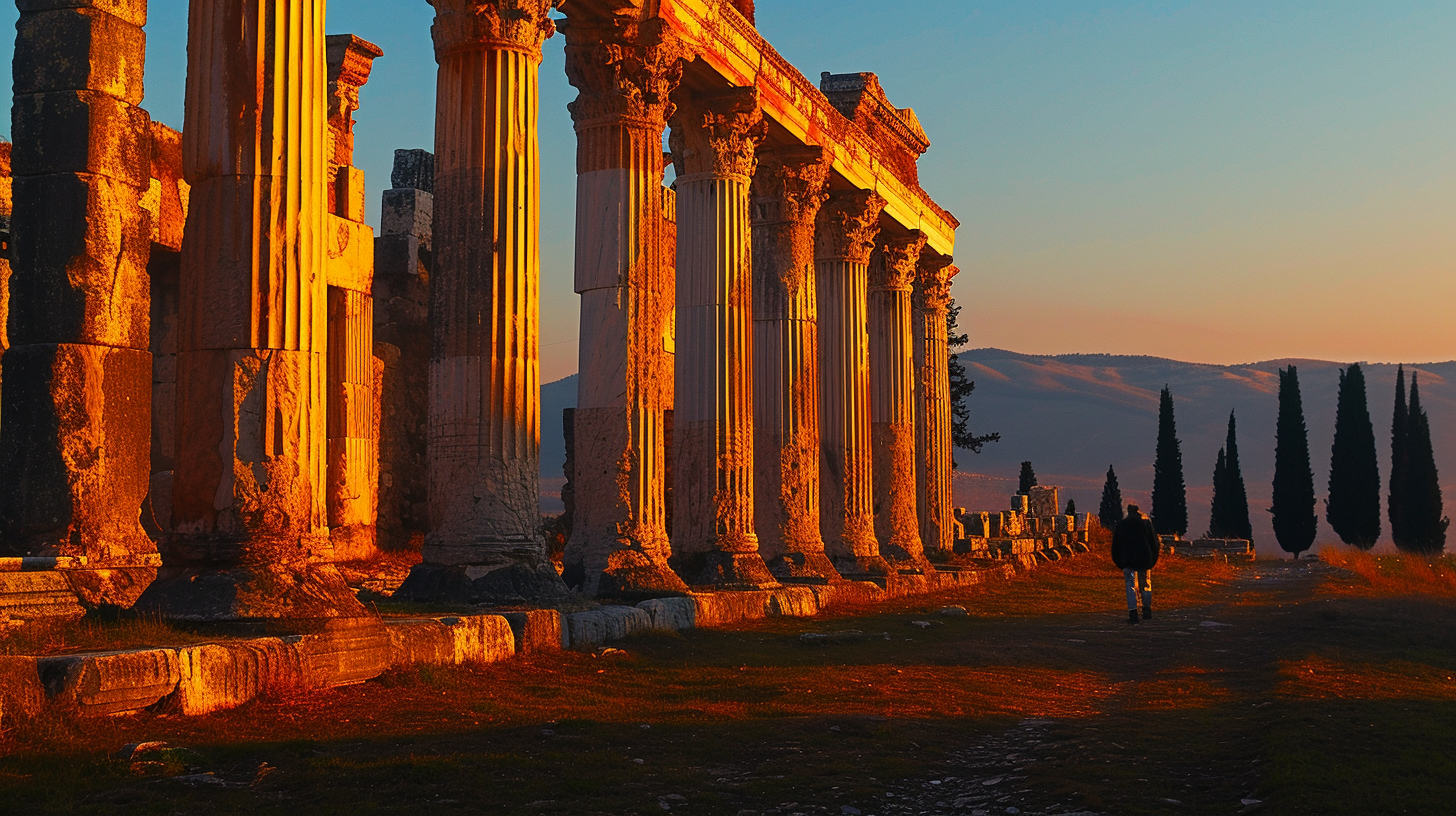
1127, 609, 1140, 625
1142, 605, 1152, 620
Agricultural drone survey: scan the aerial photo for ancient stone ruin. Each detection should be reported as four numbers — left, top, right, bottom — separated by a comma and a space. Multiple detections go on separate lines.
0, 0, 976, 622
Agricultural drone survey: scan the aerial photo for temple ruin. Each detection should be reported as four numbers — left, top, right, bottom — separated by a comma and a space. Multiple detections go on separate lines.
0, 0, 967, 620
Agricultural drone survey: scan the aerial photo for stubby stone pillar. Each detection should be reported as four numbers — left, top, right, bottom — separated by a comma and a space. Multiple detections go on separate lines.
750, 146, 839, 582
0, 0, 159, 606
869, 231, 929, 569
816, 190, 890, 577
152, 0, 364, 619
914, 257, 959, 554
324, 35, 384, 562
559, 13, 688, 597
399, 0, 563, 602
667, 87, 776, 589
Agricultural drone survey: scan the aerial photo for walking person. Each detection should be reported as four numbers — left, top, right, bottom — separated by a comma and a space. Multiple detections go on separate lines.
1111, 504, 1160, 624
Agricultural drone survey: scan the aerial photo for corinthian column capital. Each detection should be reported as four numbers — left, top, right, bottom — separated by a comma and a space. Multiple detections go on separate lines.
871, 230, 927, 291
430, 0, 558, 58
915, 255, 958, 313
669, 87, 767, 180
564, 17, 687, 129
816, 189, 886, 264
751, 146, 830, 226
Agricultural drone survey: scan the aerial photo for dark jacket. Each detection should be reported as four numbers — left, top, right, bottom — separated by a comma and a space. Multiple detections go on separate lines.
1111, 513, 1161, 571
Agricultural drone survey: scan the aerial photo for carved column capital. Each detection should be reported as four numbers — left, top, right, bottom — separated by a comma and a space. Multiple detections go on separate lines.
430, 0, 558, 58
669, 87, 767, 180
815, 189, 886, 264
751, 146, 830, 226
871, 230, 927, 291
564, 17, 687, 130
915, 256, 958, 313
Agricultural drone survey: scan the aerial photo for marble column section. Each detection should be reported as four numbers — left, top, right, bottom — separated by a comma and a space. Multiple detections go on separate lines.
668, 87, 777, 589
560, 15, 689, 597
816, 189, 891, 577
869, 231, 930, 569
400, 0, 564, 602
749, 146, 840, 582
0, 0, 159, 607
154, 0, 365, 619
914, 256, 959, 555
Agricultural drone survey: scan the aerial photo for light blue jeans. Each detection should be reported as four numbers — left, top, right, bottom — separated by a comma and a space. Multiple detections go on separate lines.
1124, 568, 1152, 611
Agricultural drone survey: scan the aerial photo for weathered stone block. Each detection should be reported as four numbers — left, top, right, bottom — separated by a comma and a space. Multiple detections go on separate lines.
636, 597, 696, 631
380, 188, 433, 242
13, 7, 146, 105
8, 172, 150, 348
1010, 494, 1028, 514
564, 606, 653, 649
768, 586, 820, 617
171, 638, 306, 716
0, 570, 86, 618
385, 614, 513, 667
145, 122, 186, 252
16, 0, 147, 28
501, 609, 565, 653
390, 148, 433, 193
293, 618, 391, 687
1054, 514, 1073, 533
0, 656, 45, 726
0, 344, 154, 565
1028, 486, 1059, 518
335, 165, 367, 223
11, 91, 150, 187
39, 648, 180, 716
324, 214, 374, 292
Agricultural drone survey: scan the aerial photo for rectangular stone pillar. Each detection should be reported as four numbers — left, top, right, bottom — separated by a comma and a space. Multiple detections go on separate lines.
667, 87, 776, 589
559, 14, 688, 597
869, 231, 929, 570
143, 122, 187, 539
913, 257, 958, 555
0, 0, 158, 607
816, 189, 890, 577
373, 149, 433, 553
147, 0, 364, 620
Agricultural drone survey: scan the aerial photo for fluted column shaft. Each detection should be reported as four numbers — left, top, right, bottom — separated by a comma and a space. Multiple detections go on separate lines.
915, 259, 959, 554
869, 232, 929, 568
560, 16, 688, 596
750, 147, 839, 581
668, 87, 776, 589
422, 1, 554, 589
816, 190, 889, 577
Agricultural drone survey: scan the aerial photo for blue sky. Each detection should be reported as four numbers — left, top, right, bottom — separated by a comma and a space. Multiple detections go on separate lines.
4, 0, 1454, 381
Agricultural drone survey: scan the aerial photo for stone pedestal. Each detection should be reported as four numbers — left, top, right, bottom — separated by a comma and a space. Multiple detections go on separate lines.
399, 0, 564, 603
750, 146, 839, 582
667, 87, 776, 590
816, 190, 890, 577
0, 0, 158, 605
913, 257, 958, 554
869, 231, 929, 570
146, 0, 363, 620
559, 14, 688, 598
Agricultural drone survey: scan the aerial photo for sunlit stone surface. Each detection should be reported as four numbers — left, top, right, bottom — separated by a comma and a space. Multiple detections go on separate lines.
914, 257, 958, 554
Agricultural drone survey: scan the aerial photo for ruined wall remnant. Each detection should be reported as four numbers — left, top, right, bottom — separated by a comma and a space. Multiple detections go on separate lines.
0, 0, 158, 606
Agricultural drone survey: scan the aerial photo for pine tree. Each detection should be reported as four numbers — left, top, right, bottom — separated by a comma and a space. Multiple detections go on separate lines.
947, 301, 999, 468
1208, 448, 1227, 538
1271, 366, 1318, 558
1018, 461, 1037, 496
1326, 363, 1381, 549
1065, 499, 1077, 516
1222, 411, 1253, 541
1399, 373, 1448, 554
1098, 466, 1123, 530
1151, 386, 1188, 537
1390, 365, 1409, 548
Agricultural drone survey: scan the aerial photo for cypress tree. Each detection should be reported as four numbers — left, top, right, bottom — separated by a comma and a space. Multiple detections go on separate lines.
1390, 366, 1409, 548
947, 301, 999, 468
1399, 374, 1448, 554
1065, 498, 1077, 516
1018, 461, 1038, 496
1208, 448, 1227, 538
1326, 363, 1381, 549
1098, 466, 1123, 530
1271, 366, 1318, 558
1223, 411, 1253, 541
1151, 386, 1188, 537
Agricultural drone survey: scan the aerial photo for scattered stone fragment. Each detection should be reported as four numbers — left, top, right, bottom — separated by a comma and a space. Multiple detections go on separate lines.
939, 605, 969, 616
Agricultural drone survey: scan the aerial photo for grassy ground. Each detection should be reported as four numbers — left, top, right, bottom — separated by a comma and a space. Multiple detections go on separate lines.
2, 545, 1454, 815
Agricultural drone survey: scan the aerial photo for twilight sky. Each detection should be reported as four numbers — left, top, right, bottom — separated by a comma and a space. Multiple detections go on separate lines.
4, 0, 1453, 382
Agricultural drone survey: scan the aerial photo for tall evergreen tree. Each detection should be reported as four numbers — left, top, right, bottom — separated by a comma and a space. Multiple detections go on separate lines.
1271, 366, 1318, 558
1222, 411, 1253, 541
1399, 374, 1448, 554
947, 301, 999, 469
1018, 461, 1038, 496
1208, 448, 1228, 537
1151, 386, 1188, 536
1098, 466, 1123, 530
1389, 365, 1409, 548
1326, 363, 1381, 549
1065, 498, 1077, 516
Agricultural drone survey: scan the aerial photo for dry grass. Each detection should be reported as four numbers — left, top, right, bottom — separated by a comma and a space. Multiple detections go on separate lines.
1318, 546, 1456, 599
1277, 656, 1456, 702
0, 612, 212, 656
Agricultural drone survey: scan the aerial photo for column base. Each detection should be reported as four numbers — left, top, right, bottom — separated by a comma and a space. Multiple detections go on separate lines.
879, 537, 933, 575
330, 524, 379, 563
394, 560, 568, 605
673, 551, 780, 591
831, 553, 895, 579
562, 547, 689, 601
65, 566, 159, 610
135, 563, 369, 621
766, 551, 843, 584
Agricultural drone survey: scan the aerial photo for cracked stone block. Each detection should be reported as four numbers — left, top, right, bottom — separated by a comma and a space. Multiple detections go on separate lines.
501, 609, 564, 653
11, 91, 150, 187
16, 0, 147, 28
38, 648, 181, 716
13, 7, 146, 105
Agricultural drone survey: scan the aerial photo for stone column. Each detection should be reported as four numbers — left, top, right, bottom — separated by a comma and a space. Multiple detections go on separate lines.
153, 0, 363, 619
559, 15, 689, 597
750, 146, 839, 582
914, 256, 959, 555
399, 0, 563, 602
869, 231, 930, 569
0, 0, 159, 607
816, 190, 890, 577
324, 35, 384, 563
668, 87, 776, 589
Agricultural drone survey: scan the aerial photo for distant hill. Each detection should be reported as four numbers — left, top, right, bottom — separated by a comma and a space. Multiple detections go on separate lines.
537, 350, 1456, 556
